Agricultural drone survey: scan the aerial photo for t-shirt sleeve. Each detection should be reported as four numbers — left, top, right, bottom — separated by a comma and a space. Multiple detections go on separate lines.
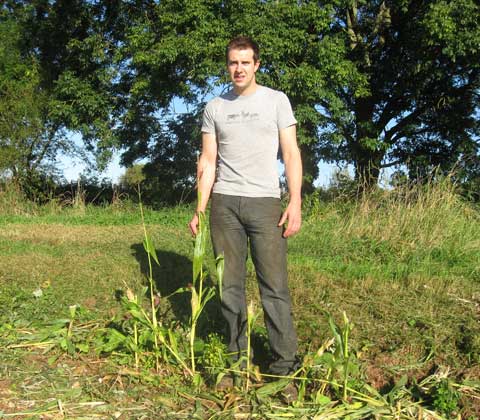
201, 101, 216, 134
276, 92, 297, 129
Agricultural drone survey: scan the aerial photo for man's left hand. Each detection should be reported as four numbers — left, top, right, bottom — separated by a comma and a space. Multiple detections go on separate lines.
278, 201, 302, 238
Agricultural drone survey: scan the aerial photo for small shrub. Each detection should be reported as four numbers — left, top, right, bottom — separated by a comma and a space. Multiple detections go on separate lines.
198, 333, 228, 376
431, 379, 460, 417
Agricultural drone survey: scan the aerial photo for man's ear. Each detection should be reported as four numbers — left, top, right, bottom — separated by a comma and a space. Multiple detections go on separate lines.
254, 60, 260, 72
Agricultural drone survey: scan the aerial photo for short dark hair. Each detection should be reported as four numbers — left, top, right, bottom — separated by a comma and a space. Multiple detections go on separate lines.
226, 36, 260, 63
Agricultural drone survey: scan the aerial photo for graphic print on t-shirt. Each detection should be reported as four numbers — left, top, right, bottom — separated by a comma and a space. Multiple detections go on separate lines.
201, 86, 297, 197
226, 111, 260, 123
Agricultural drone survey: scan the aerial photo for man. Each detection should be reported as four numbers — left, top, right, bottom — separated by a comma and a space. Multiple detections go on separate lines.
189, 36, 302, 395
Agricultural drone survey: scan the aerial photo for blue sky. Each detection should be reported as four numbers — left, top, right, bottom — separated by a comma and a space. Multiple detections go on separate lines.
58, 134, 397, 188
57, 95, 394, 188
57, 93, 347, 187
58, 146, 363, 189
59, 147, 123, 183
59, 147, 339, 186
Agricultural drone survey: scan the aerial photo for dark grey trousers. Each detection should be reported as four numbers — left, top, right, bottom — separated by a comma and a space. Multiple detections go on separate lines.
210, 193, 298, 375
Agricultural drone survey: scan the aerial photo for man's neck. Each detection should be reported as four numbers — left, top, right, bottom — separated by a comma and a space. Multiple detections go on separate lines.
233, 81, 259, 96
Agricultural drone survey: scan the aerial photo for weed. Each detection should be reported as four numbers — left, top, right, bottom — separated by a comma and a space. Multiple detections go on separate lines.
189, 209, 216, 375
138, 188, 162, 371
198, 333, 228, 377
297, 311, 364, 404
0, 180, 37, 215
1, 178, 479, 417
430, 378, 461, 417
245, 300, 261, 391
92, 194, 219, 381
322, 311, 362, 400
88, 190, 195, 376
4, 304, 96, 357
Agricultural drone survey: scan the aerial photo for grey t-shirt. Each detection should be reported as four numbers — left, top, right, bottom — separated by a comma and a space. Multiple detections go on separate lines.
201, 85, 297, 198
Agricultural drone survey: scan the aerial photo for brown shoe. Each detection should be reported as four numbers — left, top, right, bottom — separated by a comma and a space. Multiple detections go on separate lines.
281, 382, 298, 404
216, 374, 234, 392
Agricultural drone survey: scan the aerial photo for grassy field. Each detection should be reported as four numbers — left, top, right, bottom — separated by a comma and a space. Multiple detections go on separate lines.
1, 182, 479, 419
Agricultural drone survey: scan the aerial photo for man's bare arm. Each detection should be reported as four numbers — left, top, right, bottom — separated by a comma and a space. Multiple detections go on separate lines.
189, 132, 217, 235
278, 124, 302, 238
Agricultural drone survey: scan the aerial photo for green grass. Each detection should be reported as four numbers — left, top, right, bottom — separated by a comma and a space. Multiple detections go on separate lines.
0, 203, 192, 227
1, 180, 479, 418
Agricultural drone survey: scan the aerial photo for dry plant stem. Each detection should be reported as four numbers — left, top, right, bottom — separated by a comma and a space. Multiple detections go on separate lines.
171, 349, 192, 374
7, 341, 56, 349
245, 301, 262, 392
246, 301, 254, 392
134, 321, 139, 369
67, 305, 76, 338
189, 208, 215, 375
343, 312, 350, 401
320, 373, 329, 394
138, 191, 160, 372
190, 312, 197, 374
67, 319, 74, 338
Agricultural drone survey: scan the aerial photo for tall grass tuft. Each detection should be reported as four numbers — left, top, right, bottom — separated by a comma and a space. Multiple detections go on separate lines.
189, 208, 217, 376
0, 180, 38, 215
300, 177, 479, 283
346, 177, 477, 250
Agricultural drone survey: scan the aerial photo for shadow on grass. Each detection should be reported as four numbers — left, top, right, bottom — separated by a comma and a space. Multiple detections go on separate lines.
251, 329, 274, 373
130, 243, 225, 339
130, 244, 274, 371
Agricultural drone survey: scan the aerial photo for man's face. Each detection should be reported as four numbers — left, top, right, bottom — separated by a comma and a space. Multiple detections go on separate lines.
227, 48, 260, 93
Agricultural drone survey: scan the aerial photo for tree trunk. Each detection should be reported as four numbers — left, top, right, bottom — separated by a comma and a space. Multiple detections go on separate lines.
352, 96, 383, 188
354, 154, 382, 187
299, 142, 318, 195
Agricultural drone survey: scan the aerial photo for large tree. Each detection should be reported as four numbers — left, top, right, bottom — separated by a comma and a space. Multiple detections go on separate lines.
5, 0, 478, 196
115, 0, 479, 192
113, 0, 231, 201
327, 0, 480, 185
0, 15, 68, 184
114, 0, 340, 194
1, 0, 119, 189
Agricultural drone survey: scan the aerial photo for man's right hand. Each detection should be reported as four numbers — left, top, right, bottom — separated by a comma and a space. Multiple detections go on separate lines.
188, 213, 199, 236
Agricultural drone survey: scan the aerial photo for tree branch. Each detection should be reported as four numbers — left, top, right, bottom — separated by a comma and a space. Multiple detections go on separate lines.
375, 92, 411, 133
346, 3, 358, 50
384, 107, 426, 145
380, 159, 404, 169
317, 99, 354, 144
30, 124, 60, 171
389, 126, 431, 145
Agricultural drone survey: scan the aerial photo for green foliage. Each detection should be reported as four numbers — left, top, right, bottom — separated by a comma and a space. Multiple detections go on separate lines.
1, 189, 479, 417
1, 299, 95, 358
198, 333, 228, 376
119, 164, 146, 189
1, 1, 119, 194
0, 17, 67, 187
189, 208, 217, 374
121, 106, 202, 206
299, 177, 480, 284
94, 195, 218, 378
327, 312, 360, 400
2, 0, 479, 197
0, 180, 38, 215
300, 312, 364, 402
430, 379, 461, 417
95, 288, 192, 373
255, 378, 291, 400
110, 0, 480, 190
